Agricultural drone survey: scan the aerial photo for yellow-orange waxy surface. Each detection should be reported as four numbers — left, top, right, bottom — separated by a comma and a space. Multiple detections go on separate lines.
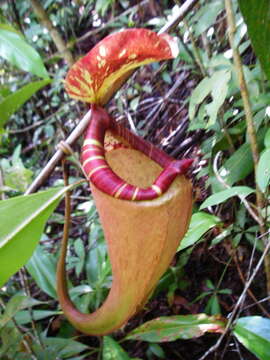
57, 140, 192, 335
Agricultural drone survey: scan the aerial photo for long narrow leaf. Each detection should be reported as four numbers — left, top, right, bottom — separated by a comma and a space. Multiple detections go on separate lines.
0, 27, 48, 78
200, 186, 254, 209
239, 0, 270, 82
233, 316, 270, 360
126, 314, 226, 342
179, 212, 221, 251
0, 79, 51, 128
256, 149, 270, 192
0, 186, 70, 287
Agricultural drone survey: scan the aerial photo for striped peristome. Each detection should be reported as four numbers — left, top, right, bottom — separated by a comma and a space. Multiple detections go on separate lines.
81, 106, 193, 201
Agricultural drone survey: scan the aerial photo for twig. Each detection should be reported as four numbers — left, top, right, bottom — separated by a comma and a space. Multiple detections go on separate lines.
30, 0, 74, 66
25, 109, 91, 195
183, 19, 207, 77
225, 0, 270, 295
18, 268, 45, 348
25, 0, 200, 196
157, 0, 199, 35
223, 242, 270, 317
198, 232, 270, 360
145, 73, 187, 131
242, 295, 270, 312
8, 103, 69, 134
0, 165, 6, 200
75, 0, 149, 45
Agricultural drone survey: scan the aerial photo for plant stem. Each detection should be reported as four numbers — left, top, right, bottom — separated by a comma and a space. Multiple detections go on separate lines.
225, 0, 270, 295
158, 0, 199, 34
183, 19, 207, 77
30, 0, 74, 66
25, 109, 92, 195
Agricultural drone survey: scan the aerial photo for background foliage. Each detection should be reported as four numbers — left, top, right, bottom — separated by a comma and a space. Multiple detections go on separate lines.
0, 0, 270, 359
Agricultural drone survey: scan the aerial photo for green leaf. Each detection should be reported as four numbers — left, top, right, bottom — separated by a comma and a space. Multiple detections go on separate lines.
26, 245, 58, 299
189, 77, 212, 121
233, 316, 270, 360
205, 295, 221, 315
147, 343, 165, 359
193, 0, 224, 36
0, 295, 29, 327
220, 142, 254, 185
0, 186, 70, 287
264, 128, 270, 148
205, 70, 231, 126
0, 23, 22, 36
14, 310, 60, 325
103, 336, 131, 360
257, 149, 270, 192
0, 28, 48, 78
0, 79, 51, 128
188, 70, 231, 126
35, 336, 89, 358
179, 212, 220, 251
238, 0, 270, 82
200, 186, 254, 209
126, 314, 226, 342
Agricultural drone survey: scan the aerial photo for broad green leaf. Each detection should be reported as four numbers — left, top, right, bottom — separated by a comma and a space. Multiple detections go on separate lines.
34, 336, 89, 358
189, 70, 231, 125
221, 142, 254, 185
205, 295, 221, 315
264, 128, 270, 148
205, 70, 231, 126
239, 0, 270, 82
0, 28, 48, 78
126, 314, 226, 342
0, 186, 70, 287
103, 336, 131, 360
257, 149, 270, 192
233, 316, 270, 360
189, 77, 212, 121
14, 310, 60, 325
179, 212, 221, 251
0, 79, 51, 128
200, 186, 254, 209
0, 23, 22, 36
26, 245, 58, 299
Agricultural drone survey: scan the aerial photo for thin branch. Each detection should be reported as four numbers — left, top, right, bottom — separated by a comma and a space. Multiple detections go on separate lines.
76, 0, 149, 44
158, 0, 199, 35
183, 19, 207, 77
25, 0, 199, 195
198, 232, 270, 360
30, 0, 74, 66
0, 165, 6, 200
225, 0, 270, 295
25, 109, 91, 195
